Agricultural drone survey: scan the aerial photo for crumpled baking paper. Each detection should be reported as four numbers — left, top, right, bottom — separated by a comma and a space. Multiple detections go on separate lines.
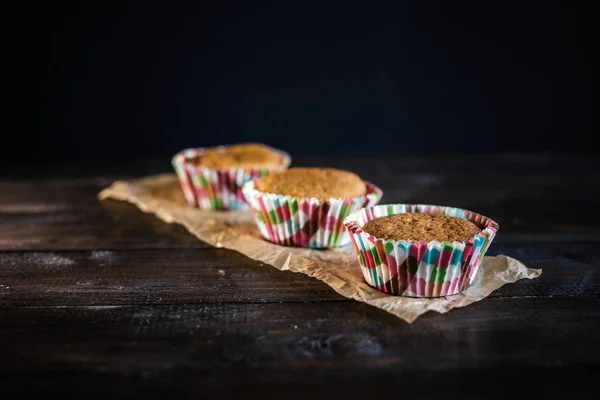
99, 174, 541, 323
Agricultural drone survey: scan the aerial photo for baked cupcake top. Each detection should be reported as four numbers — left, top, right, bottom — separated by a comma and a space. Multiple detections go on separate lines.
254, 167, 366, 199
362, 213, 481, 242
193, 143, 283, 169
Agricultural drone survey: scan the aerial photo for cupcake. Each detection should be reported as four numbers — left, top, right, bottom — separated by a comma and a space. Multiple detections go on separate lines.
242, 167, 383, 248
172, 143, 290, 210
344, 204, 499, 297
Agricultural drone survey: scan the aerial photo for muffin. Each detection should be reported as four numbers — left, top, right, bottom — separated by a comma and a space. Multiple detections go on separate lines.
254, 168, 366, 199
242, 167, 383, 248
344, 204, 499, 297
362, 213, 481, 243
192, 143, 283, 169
172, 143, 290, 210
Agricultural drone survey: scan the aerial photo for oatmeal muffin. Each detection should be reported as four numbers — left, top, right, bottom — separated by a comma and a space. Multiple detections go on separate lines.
362, 213, 481, 243
172, 143, 290, 210
254, 167, 366, 199
193, 143, 283, 170
242, 167, 382, 248
344, 204, 499, 297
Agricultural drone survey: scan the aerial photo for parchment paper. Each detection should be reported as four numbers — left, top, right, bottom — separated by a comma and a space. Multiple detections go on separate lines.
99, 174, 541, 323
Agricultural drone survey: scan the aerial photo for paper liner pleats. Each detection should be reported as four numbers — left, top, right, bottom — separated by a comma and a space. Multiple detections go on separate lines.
172, 146, 290, 210
344, 204, 499, 297
242, 181, 383, 249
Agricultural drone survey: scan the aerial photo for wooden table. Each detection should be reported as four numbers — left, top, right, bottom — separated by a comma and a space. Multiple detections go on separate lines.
1, 155, 599, 398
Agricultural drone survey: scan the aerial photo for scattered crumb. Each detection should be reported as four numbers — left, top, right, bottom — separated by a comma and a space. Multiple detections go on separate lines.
90, 250, 119, 266
35, 253, 75, 267
0, 203, 68, 213
294, 325, 298, 330
1, 253, 76, 272
218, 269, 226, 276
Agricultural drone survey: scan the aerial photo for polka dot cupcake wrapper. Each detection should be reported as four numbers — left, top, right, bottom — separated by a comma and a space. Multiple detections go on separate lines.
242, 181, 383, 249
172, 146, 291, 211
343, 204, 499, 297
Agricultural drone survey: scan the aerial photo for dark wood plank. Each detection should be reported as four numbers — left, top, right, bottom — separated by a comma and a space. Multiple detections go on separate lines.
2, 157, 600, 251
1, 154, 599, 399
1, 243, 598, 307
0, 248, 347, 307
0, 180, 209, 250
487, 243, 600, 297
0, 299, 598, 398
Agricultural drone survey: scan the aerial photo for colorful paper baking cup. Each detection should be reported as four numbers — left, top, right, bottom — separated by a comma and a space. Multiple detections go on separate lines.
242, 181, 383, 249
172, 146, 291, 210
343, 204, 499, 297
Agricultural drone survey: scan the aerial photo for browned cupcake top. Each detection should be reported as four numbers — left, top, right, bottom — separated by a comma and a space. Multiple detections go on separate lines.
193, 143, 283, 169
254, 167, 366, 199
362, 213, 481, 242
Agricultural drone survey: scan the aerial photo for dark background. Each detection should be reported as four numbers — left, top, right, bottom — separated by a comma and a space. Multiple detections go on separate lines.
2, 1, 594, 163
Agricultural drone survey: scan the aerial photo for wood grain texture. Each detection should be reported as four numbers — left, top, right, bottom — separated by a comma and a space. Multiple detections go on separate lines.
1, 299, 599, 371
0, 243, 598, 308
2, 155, 600, 251
0, 300, 598, 398
1, 155, 600, 398
0, 182, 209, 250
0, 249, 347, 306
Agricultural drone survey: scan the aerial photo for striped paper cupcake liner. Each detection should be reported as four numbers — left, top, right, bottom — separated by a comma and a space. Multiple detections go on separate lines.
343, 204, 499, 297
172, 146, 291, 211
242, 181, 383, 249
